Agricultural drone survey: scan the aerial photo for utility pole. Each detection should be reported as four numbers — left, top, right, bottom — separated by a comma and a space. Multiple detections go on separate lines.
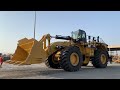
34, 11, 36, 39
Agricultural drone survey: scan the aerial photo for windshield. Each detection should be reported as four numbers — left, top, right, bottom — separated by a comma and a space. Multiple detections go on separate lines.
71, 31, 81, 39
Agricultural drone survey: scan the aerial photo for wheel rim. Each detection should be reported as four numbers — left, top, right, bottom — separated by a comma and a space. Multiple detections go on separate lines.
52, 55, 59, 64
101, 54, 106, 64
70, 53, 79, 66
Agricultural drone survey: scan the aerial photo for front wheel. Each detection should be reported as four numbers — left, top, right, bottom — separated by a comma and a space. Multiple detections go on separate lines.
45, 54, 60, 69
60, 46, 83, 72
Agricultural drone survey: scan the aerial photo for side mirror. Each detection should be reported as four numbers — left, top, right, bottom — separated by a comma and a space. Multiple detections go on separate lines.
93, 37, 95, 41
88, 36, 91, 40
97, 36, 99, 42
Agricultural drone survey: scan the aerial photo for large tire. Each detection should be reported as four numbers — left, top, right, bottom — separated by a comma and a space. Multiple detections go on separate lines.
92, 49, 108, 68
60, 46, 83, 72
45, 54, 60, 69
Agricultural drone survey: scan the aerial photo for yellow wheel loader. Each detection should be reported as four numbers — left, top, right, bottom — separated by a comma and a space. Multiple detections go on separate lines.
6, 29, 110, 72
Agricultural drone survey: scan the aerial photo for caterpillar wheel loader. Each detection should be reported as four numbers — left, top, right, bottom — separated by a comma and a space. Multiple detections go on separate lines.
6, 29, 111, 72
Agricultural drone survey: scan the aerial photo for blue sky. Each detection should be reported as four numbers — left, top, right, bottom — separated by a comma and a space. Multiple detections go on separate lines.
0, 11, 120, 53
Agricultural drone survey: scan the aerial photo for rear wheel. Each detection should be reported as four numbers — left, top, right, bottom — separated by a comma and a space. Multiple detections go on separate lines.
92, 49, 108, 68
60, 46, 83, 72
45, 54, 60, 69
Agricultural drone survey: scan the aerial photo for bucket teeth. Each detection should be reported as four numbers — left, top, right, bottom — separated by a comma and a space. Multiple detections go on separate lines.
5, 60, 12, 63
8, 61, 16, 64
18, 62, 31, 66
13, 61, 22, 65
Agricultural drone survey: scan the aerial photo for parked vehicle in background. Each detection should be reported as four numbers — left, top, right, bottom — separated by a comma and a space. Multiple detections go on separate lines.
0, 53, 13, 61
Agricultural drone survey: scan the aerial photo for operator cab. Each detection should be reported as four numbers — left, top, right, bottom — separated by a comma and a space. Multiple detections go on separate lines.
71, 29, 87, 43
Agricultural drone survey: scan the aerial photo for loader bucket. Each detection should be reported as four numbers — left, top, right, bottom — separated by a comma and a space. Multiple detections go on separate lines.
6, 37, 48, 65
